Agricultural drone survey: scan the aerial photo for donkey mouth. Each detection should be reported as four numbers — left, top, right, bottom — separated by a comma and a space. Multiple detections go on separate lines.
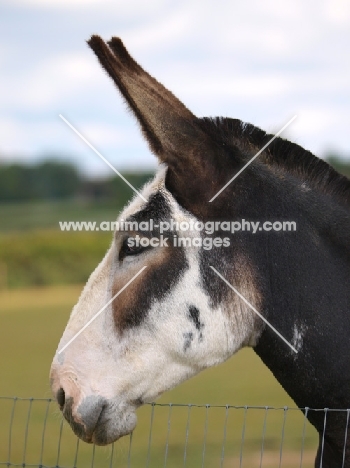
62, 396, 137, 445
92, 407, 137, 446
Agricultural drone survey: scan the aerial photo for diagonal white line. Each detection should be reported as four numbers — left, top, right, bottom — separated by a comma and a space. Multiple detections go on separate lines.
209, 115, 297, 202
210, 266, 298, 353
59, 114, 147, 202
58, 266, 147, 354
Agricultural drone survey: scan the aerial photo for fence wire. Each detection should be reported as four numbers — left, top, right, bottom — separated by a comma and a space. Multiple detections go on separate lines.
0, 396, 349, 468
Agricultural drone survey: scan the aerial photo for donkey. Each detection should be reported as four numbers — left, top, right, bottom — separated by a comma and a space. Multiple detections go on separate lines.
50, 36, 350, 467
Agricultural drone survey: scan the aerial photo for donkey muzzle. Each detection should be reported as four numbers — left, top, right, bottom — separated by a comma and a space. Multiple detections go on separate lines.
51, 366, 137, 445
62, 393, 108, 444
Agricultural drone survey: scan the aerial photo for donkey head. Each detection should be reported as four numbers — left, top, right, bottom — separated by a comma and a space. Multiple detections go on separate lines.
50, 36, 262, 445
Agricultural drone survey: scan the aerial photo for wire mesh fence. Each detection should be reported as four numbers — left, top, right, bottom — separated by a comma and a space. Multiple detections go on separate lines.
0, 396, 349, 467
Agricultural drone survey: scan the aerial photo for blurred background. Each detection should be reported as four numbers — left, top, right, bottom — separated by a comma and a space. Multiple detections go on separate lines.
0, 0, 349, 466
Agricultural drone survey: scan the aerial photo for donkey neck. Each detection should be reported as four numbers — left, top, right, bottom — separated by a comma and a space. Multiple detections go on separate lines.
246, 169, 350, 465
250, 167, 350, 401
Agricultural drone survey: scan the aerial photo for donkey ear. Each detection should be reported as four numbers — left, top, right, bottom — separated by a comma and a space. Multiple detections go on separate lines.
88, 36, 211, 171
88, 36, 204, 159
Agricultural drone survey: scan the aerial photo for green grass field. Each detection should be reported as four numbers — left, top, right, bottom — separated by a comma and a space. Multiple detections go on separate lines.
0, 285, 318, 467
0, 200, 121, 233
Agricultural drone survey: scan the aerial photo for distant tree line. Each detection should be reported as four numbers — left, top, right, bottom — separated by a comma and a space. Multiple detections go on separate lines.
326, 154, 350, 179
0, 155, 349, 203
0, 160, 154, 204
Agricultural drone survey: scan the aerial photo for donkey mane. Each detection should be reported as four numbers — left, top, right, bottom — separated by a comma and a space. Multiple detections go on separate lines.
200, 117, 350, 207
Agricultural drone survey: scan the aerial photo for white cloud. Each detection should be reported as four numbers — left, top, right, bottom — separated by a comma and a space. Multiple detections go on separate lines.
6, 0, 167, 12
60, 119, 144, 155
7, 0, 107, 7
164, 69, 291, 102
120, 5, 193, 52
293, 108, 338, 136
0, 117, 62, 155
322, 0, 350, 25
0, 53, 99, 110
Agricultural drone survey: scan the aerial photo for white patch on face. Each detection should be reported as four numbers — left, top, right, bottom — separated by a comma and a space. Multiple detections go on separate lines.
94, 210, 255, 405
301, 182, 311, 192
50, 164, 260, 443
292, 323, 306, 353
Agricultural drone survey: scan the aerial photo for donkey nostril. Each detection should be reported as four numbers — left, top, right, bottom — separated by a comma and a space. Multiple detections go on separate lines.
57, 388, 65, 409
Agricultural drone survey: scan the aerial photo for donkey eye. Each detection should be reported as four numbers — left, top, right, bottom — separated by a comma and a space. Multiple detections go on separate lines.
123, 238, 143, 255
120, 237, 148, 260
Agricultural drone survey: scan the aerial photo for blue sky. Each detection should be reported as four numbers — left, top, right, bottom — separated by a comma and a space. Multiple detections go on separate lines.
1, 0, 349, 177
